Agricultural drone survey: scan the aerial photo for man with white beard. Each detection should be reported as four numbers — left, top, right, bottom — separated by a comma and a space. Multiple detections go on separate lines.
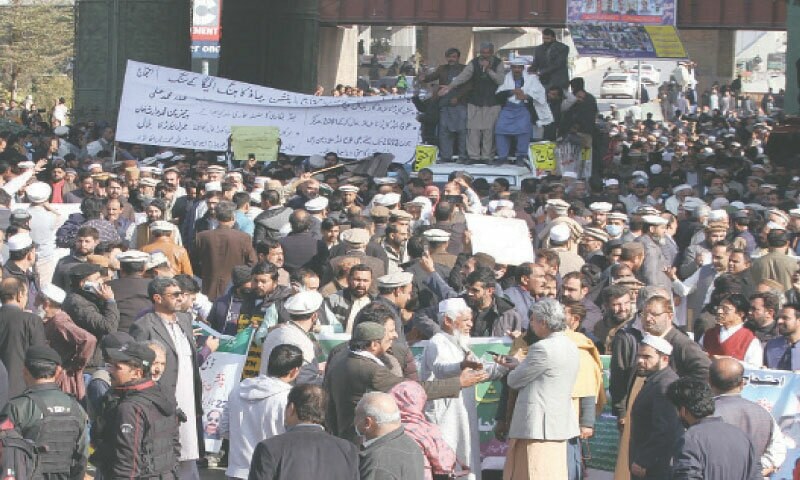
634, 215, 673, 291
420, 298, 507, 480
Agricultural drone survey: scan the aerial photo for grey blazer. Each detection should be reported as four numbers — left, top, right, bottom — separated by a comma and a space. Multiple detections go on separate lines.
507, 331, 580, 441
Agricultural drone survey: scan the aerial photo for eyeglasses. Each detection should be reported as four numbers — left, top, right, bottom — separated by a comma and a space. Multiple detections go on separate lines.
162, 291, 185, 299
716, 305, 735, 313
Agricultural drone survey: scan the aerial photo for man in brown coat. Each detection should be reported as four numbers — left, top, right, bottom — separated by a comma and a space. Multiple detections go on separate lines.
193, 201, 257, 300
324, 321, 487, 444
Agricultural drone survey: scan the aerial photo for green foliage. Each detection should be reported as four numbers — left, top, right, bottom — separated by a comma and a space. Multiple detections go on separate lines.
0, 1, 74, 103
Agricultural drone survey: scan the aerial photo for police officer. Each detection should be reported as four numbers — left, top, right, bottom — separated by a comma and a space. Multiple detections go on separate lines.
91, 341, 180, 479
0, 344, 89, 480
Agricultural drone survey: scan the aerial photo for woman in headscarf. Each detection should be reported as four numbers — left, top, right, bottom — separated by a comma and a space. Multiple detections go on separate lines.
390, 381, 459, 480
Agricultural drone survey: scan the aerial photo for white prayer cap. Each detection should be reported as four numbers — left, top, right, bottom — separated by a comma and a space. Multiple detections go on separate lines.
650, 164, 663, 175
155, 151, 174, 160
374, 177, 399, 186
139, 177, 159, 188
641, 215, 668, 226
589, 202, 612, 213
562, 171, 578, 179
7, 233, 33, 252
146, 251, 170, 269
340, 228, 370, 246
375, 192, 401, 207
377, 271, 414, 288
790, 209, 800, 218
87, 163, 103, 171
682, 198, 705, 211
710, 198, 729, 210
54, 126, 69, 137
116, 250, 150, 263
254, 176, 269, 187
149, 220, 174, 232
40, 284, 66, 305
707, 209, 728, 222
225, 171, 243, 180
438, 298, 470, 318
641, 334, 673, 356
206, 164, 226, 173
762, 184, 778, 191
423, 229, 451, 242
766, 221, 785, 231
26, 182, 51, 203
249, 191, 262, 204
550, 224, 571, 243
632, 170, 648, 179
205, 181, 222, 193
672, 184, 692, 194
662, 152, 674, 162
509, 58, 528, 66
15, 161, 34, 170
284, 291, 324, 316
339, 185, 359, 193
604, 179, 619, 187
305, 196, 329, 212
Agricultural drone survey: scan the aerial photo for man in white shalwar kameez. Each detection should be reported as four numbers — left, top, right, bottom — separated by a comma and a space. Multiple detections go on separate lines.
421, 298, 507, 480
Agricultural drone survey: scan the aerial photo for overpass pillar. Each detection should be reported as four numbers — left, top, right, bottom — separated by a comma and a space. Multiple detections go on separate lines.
786, 1, 800, 115
679, 29, 736, 95
317, 26, 359, 92
73, 0, 191, 123
219, 0, 319, 93
422, 27, 474, 66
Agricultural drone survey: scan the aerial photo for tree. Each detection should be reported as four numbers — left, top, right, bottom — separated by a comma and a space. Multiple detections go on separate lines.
0, 0, 73, 104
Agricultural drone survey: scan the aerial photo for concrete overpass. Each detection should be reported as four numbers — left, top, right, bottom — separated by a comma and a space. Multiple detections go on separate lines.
73, 0, 795, 123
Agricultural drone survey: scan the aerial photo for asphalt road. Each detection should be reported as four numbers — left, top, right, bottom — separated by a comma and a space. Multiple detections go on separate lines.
581, 59, 680, 113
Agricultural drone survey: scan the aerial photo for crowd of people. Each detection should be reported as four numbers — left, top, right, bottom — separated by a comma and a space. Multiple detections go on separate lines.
0, 31, 795, 480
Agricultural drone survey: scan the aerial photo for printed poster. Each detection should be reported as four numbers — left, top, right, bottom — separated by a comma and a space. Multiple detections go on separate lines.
200, 326, 254, 453
230, 125, 280, 162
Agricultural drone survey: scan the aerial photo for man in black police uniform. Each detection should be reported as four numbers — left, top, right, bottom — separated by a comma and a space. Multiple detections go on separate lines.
91, 341, 180, 480
0, 345, 88, 480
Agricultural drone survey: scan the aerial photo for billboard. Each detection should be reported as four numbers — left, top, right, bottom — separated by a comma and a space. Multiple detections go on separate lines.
567, 0, 686, 59
191, 0, 221, 60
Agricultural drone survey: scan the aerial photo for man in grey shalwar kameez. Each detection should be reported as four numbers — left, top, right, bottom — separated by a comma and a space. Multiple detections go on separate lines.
421, 48, 470, 163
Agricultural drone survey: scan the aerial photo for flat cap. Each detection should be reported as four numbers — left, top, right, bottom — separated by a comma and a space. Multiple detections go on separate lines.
589, 202, 612, 213
339, 185, 359, 193
352, 322, 386, 342
107, 341, 156, 367
284, 291, 324, 315
370, 206, 390, 219
378, 271, 413, 288
389, 209, 413, 221
341, 228, 370, 246
139, 177, 160, 188
25, 345, 62, 365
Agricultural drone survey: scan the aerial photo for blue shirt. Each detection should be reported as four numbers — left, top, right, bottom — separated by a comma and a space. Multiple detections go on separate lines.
235, 210, 254, 236
764, 336, 800, 370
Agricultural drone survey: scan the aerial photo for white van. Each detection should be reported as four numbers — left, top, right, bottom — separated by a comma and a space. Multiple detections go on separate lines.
424, 162, 537, 190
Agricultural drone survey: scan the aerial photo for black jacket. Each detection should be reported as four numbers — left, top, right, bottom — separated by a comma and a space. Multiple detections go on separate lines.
0, 304, 46, 397
107, 276, 152, 333
279, 232, 328, 275
629, 367, 682, 479
253, 206, 293, 245
93, 379, 180, 480
671, 417, 760, 480
248, 424, 359, 480
63, 292, 120, 372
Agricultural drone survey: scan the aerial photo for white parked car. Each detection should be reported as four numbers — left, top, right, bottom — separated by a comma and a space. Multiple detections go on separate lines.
629, 63, 660, 84
601, 73, 638, 99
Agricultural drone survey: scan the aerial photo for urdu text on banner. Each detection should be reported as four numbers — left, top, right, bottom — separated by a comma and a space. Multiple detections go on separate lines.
115, 60, 420, 160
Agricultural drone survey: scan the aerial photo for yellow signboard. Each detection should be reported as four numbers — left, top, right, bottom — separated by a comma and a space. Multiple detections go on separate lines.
231, 126, 280, 162
412, 144, 438, 172
529, 141, 556, 173
645, 26, 687, 59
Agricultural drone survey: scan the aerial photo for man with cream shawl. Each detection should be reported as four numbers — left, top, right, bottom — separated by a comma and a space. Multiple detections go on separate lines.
493, 59, 553, 166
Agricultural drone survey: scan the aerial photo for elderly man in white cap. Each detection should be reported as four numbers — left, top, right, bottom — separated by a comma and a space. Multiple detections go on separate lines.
537, 198, 583, 251
493, 58, 552, 167
38, 283, 96, 400
259, 290, 324, 385
420, 298, 506, 480
550, 223, 584, 276
305, 196, 328, 240
26, 182, 60, 285
627, 334, 681, 480
3, 233, 40, 311
665, 184, 693, 216
634, 215, 673, 291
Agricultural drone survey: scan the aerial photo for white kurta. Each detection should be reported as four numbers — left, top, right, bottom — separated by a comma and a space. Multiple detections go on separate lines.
420, 333, 506, 480
162, 320, 200, 463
